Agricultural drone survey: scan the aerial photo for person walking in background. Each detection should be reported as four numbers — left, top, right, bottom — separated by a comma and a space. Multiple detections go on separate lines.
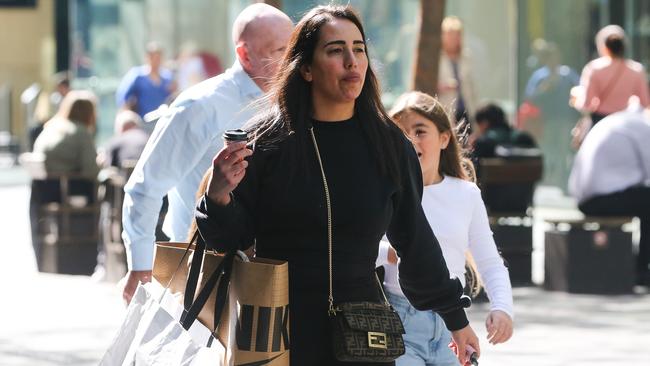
524, 41, 579, 191
33, 90, 100, 180
378, 92, 513, 366
569, 101, 650, 287
196, 6, 479, 365
438, 16, 478, 127
115, 41, 175, 134
573, 25, 650, 126
175, 41, 209, 93
120, 3, 293, 304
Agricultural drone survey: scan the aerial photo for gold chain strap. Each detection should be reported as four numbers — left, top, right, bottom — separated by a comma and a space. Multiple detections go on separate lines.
309, 127, 335, 315
309, 127, 391, 316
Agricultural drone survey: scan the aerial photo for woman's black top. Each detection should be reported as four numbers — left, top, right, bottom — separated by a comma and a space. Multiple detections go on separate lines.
195, 117, 469, 365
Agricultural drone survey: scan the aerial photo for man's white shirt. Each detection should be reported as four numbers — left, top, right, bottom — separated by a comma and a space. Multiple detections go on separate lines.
122, 61, 262, 270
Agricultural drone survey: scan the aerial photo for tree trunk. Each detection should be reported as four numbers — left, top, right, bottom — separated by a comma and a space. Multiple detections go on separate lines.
412, 0, 446, 95
258, 0, 282, 9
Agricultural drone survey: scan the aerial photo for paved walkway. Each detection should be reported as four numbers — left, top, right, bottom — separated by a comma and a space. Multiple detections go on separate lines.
1, 173, 648, 365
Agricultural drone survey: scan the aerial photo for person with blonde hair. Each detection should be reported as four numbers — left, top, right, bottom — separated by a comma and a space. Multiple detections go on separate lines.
33, 90, 99, 179
378, 91, 513, 366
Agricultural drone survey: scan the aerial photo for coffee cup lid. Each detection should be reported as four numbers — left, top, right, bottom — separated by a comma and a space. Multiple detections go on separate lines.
223, 129, 248, 141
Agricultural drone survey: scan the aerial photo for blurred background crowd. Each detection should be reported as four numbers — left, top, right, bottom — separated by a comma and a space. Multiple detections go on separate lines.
3, 0, 650, 191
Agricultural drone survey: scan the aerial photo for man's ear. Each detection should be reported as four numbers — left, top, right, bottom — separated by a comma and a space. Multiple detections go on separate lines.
300, 64, 312, 82
235, 43, 251, 70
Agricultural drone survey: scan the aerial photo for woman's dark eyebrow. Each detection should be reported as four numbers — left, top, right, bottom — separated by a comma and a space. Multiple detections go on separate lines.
323, 40, 366, 47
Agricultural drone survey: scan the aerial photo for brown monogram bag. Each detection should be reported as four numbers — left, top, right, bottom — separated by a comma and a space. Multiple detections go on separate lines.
310, 127, 406, 362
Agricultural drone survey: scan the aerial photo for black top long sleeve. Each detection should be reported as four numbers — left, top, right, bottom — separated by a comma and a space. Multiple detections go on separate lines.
196, 118, 469, 339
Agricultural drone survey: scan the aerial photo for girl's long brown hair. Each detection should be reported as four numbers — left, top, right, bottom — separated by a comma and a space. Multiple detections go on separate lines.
389, 91, 482, 297
389, 91, 473, 180
187, 168, 212, 241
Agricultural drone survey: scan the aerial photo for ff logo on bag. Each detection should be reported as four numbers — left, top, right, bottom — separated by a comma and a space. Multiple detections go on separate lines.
237, 304, 290, 352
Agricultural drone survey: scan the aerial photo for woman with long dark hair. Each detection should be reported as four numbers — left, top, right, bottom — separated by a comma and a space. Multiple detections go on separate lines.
196, 5, 479, 365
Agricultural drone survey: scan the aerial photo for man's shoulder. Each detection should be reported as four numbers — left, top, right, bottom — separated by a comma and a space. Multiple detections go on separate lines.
173, 70, 244, 108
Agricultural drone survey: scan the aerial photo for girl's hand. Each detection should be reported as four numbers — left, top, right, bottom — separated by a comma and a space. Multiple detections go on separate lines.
450, 324, 480, 365
485, 310, 513, 345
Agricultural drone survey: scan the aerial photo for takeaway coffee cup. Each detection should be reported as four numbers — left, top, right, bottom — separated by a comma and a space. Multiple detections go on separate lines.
223, 129, 248, 145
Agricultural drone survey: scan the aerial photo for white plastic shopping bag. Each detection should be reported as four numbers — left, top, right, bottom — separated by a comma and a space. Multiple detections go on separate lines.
99, 281, 233, 366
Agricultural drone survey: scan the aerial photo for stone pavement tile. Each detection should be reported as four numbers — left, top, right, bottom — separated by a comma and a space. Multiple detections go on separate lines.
466, 287, 650, 366
0, 274, 125, 366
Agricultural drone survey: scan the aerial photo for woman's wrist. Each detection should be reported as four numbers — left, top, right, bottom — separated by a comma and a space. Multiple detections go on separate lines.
206, 191, 231, 206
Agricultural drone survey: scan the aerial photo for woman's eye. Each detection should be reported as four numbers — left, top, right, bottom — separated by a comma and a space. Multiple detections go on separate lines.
327, 48, 343, 54
354, 47, 365, 53
415, 129, 425, 136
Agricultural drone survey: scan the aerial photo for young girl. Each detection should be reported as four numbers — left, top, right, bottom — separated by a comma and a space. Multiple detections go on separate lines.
378, 91, 513, 365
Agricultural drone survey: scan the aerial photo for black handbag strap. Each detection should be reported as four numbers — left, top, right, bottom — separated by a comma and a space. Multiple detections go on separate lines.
184, 230, 206, 311
181, 251, 236, 333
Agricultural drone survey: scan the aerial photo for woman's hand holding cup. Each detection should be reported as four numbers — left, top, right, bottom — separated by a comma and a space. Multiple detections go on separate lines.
206, 130, 252, 206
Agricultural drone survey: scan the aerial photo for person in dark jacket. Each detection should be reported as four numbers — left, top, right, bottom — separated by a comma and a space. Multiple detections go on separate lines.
472, 103, 541, 214
472, 103, 537, 159
195, 5, 479, 365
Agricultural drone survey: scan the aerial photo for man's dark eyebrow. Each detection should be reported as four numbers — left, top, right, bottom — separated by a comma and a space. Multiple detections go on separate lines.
323, 40, 366, 47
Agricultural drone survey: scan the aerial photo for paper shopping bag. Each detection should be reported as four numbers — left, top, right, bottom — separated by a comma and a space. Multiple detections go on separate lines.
99, 281, 232, 366
153, 241, 290, 366
202, 254, 290, 366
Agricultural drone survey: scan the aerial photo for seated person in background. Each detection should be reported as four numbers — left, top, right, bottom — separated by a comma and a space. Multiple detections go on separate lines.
30, 90, 100, 262
101, 110, 149, 169
472, 103, 537, 159
471, 103, 541, 214
569, 102, 650, 286
33, 90, 100, 181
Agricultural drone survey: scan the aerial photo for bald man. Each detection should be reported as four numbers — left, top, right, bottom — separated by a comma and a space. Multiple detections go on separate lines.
121, 4, 293, 303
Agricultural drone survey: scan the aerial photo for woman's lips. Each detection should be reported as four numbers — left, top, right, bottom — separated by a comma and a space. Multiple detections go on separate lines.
342, 73, 361, 82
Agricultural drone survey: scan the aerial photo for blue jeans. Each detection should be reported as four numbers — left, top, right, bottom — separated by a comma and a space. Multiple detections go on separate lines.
388, 292, 459, 366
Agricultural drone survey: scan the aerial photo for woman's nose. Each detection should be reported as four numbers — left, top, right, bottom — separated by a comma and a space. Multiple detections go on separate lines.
344, 49, 357, 69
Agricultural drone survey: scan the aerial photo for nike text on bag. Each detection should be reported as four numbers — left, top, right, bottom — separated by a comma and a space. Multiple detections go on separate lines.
153, 240, 290, 366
